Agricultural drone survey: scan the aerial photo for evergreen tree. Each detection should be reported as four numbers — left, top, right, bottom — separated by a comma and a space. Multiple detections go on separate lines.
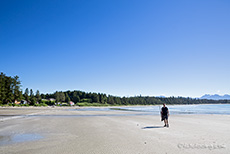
30, 89, 34, 97
72, 91, 80, 103
35, 90, 41, 103
30, 97, 36, 105
65, 93, 71, 102
0, 73, 23, 104
54, 91, 61, 102
5, 76, 13, 103
12, 75, 21, 102
92, 93, 99, 102
55, 92, 65, 102
0, 72, 6, 104
19, 91, 23, 101
41, 93, 45, 99
29, 89, 36, 105
60, 92, 65, 102
24, 88, 29, 102
100, 94, 107, 104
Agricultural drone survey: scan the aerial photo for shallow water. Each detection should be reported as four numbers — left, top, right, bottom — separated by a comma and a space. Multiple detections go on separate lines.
1, 104, 229, 120
0, 133, 43, 146
68, 104, 230, 115
115, 104, 230, 115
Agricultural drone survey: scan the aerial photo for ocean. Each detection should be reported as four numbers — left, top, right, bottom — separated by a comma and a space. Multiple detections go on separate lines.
114, 104, 230, 115
75, 104, 230, 115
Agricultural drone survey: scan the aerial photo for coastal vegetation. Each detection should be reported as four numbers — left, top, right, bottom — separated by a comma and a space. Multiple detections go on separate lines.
1, 72, 230, 107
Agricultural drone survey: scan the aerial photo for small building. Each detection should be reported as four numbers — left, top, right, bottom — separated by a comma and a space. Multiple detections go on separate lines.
14, 100, 21, 105
69, 101, 75, 106
21, 100, 27, 104
49, 98, 56, 102
60, 103, 68, 106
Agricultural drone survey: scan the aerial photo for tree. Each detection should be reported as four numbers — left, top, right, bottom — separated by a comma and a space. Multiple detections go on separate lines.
30, 97, 36, 105
100, 94, 107, 104
72, 91, 80, 103
60, 92, 65, 102
24, 88, 29, 102
107, 95, 115, 105
29, 89, 36, 105
54, 91, 65, 102
30, 89, 34, 97
54, 91, 61, 102
5, 76, 14, 103
0, 73, 23, 104
35, 90, 41, 103
65, 93, 71, 103
0, 72, 6, 104
41, 93, 45, 99
12, 75, 22, 102
91, 93, 99, 103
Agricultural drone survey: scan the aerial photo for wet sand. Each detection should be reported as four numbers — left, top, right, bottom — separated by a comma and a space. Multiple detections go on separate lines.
0, 107, 229, 154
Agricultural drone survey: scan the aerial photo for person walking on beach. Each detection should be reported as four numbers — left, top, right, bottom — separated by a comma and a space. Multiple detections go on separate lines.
161, 103, 169, 127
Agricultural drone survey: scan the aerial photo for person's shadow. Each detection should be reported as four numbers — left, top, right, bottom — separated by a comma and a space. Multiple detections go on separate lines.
142, 126, 163, 129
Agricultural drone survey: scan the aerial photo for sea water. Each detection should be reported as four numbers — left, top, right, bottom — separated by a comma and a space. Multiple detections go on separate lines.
115, 104, 230, 115
0, 134, 43, 146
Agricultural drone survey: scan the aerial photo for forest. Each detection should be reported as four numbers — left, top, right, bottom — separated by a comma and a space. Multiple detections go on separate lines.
1, 72, 230, 106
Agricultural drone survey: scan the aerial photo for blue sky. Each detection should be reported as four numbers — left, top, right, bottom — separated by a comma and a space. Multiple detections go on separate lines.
1, 0, 230, 98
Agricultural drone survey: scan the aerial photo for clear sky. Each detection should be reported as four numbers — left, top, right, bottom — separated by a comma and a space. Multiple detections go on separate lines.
1, 0, 230, 98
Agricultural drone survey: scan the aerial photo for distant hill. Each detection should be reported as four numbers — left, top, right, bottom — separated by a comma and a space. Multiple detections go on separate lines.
200, 94, 230, 100
156, 95, 166, 98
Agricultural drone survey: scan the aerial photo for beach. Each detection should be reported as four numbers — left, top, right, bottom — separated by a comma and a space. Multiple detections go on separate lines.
0, 107, 229, 154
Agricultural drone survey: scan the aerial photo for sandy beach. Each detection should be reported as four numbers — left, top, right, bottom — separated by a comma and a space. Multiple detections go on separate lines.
0, 107, 229, 154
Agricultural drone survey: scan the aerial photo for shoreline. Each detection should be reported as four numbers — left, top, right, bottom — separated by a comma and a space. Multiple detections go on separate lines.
0, 108, 229, 154
1, 102, 230, 108
1, 104, 230, 115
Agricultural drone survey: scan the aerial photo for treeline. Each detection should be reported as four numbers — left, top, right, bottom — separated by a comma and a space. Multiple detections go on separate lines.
1, 72, 230, 106
43, 91, 230, 106
0, 72, 23, 104
0, 72, 42, 105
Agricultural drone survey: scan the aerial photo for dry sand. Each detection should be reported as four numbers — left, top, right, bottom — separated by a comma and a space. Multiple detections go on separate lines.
0, 107, 229, 154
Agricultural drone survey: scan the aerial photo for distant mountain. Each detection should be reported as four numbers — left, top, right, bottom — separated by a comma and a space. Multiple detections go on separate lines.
200, 94, 230, 100
157, 95, 166, 98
